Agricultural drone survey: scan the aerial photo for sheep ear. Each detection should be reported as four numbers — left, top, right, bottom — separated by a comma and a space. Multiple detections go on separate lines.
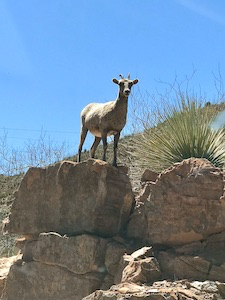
113, 78, 119, 84
132, 79, 139, 85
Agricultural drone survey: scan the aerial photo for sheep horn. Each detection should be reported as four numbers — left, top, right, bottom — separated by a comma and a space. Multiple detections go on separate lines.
119, 74, 124, 79
128, 74, 130, 79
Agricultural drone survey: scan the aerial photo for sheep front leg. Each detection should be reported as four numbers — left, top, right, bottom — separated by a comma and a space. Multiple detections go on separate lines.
101, 131, 108, 162
112, 132, 120, 167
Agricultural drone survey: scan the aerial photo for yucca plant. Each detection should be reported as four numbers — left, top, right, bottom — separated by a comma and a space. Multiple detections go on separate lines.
129, 96, 225, 172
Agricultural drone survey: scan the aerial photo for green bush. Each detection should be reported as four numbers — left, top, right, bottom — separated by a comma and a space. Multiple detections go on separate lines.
129, 97, 225, 172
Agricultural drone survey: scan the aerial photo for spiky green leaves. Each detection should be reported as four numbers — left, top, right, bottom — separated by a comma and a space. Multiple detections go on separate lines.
131, 98, 225, 172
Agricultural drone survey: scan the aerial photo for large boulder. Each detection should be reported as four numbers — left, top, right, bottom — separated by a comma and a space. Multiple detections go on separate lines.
2, 261, 103, 300
127, 158, 225, 246
4, 159, 133, 237
2, 233, 133, 300
21, 232, 108, 274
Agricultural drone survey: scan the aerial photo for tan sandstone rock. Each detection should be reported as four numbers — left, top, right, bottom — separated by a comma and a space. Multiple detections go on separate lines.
157, 230, 225, 282
0, 255, 21, 297
4, 159, 133, 237
1, 261, 103, 300
141, 169, 158, 183
113, 247, 161, 285
159, 251, 210, 281
83, 280, 217, 300
83, 282, 169, 300
2, 233, 132, 299
127, 158, 225, 246
121, 257, 161, 284
22, 232, 108, 274
104, 241, 133, 280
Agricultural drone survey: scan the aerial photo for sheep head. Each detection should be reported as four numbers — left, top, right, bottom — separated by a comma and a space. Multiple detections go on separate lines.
112, 74, 139, 98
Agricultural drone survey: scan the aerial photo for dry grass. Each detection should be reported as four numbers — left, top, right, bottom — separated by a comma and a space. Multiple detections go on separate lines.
0, 174, 23, 257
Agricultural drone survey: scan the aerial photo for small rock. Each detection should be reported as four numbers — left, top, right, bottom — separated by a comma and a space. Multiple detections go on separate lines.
191, 281, 218, 293
141, 169, 158, 182
217, 282, 225, 298
121, 257, 161, 284
131, 246, 154, 260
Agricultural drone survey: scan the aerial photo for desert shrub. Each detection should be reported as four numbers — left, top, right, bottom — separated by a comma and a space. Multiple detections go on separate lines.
0, 174, 23, 257
127, 96, 225, 172
0, 131, 69, 175
0, 132, 69, 257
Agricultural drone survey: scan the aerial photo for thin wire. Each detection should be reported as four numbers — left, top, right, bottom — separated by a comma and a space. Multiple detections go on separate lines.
0, 135, 78, 147
0, 127, 79, 134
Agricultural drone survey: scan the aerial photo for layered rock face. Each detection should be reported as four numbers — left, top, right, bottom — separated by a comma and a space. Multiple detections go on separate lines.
84, 245, 225, 299
3, 233, 133, 300
128, 158, 225, 245
2, 159, 134, 300
4, 159, 133, 237
158, 230, 225, 282
84, 158, 225, 300
2, 157, 225, 300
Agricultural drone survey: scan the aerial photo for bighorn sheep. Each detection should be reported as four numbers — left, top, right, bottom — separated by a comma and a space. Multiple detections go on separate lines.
78, 74, 139, 167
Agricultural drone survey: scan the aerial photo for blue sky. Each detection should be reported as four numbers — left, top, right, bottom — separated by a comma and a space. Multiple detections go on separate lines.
1, 0, 225, 155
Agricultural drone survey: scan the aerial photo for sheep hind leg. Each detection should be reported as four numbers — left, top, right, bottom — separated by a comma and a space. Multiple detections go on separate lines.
101, 132, 108, 162
90, 137, 101, 158
78, 126, 88, 162
112, 132, 120, 167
